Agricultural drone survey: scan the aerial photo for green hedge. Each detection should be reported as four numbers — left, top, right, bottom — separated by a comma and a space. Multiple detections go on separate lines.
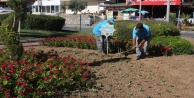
22, 14, 65, 31
149, 36, 193, 55
0, 14, 65, 31
114, 20, 180, 41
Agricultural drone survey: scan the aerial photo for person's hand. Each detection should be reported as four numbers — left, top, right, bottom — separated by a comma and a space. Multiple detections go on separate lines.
132, 46, 136, 50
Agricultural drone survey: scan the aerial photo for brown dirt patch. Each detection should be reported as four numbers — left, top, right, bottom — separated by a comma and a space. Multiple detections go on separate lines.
24, 37, 194, 98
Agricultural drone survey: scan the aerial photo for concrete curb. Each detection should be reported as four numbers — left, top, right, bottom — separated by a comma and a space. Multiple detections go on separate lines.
0, 38, 44, 45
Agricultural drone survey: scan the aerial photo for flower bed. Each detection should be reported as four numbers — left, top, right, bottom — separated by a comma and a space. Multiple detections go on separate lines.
0, 49, 93, 97
42, 36, 97, 50
41, 35, 131, 53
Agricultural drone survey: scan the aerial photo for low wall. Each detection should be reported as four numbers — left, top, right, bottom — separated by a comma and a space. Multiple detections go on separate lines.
59, 14, 101, 25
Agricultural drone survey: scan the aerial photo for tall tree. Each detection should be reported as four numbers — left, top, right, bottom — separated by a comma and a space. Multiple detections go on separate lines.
61, 2, 67, 13
68, 0, 86, 14
0, 0, 27, 61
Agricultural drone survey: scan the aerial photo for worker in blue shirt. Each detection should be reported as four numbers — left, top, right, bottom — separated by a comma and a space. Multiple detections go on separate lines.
92, 18, 114, 53
132, 23, 152, 60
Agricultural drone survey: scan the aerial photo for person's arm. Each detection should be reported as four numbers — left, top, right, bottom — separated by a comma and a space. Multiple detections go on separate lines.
132, 28, 137, 50
138, 37, 148, 48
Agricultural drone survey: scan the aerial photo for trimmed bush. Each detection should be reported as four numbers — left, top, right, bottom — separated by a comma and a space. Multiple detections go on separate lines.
0, 14, 65, 31
22, 14, 65, 31
149, 36, 193, 55
114, 20, 180, 41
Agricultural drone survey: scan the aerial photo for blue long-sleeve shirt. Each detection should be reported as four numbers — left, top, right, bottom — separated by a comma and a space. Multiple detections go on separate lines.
92, 20, 109, 35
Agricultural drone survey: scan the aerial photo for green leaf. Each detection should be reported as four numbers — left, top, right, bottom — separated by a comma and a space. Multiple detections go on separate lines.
3, 79, 8, 85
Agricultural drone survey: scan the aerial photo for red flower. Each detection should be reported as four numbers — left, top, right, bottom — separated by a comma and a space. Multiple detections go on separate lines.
20, 91, 25, 95
2, 75, 10, 80
50, 75, 54, 79
62, 67, 65, 71
81, 76, 89, 81
4, 89, 10, 96
49, 64, 53, 69
44, 78, 48, 81
66, 65, 70, 69
21, 83, 27, 87
84, 70, 89, 76
86, 63, 90, 66
1, 63, 6, 69
16, 82, 22, 85
37, 90, 41, 94
63, 59, 67, 64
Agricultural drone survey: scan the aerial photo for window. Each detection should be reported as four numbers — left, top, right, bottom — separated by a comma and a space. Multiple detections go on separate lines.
46, 6, 50, 13
51, 5, 54, 13
42, 6, 45, 12
118, 0, 126, 3
35, 6, 38, 12
55, 5, 59, 12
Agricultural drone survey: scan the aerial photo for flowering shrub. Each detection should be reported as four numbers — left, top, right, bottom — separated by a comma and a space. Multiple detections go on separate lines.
0, 49, 93, 97
108, 39, 131, 53
42, 35, 133, 53
42, 36, 97, 50
149, 36, 193, 55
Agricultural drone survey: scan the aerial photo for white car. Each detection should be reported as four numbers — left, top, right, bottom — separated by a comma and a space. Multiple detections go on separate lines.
0, 8, 13, 13
0, 8, 4, 13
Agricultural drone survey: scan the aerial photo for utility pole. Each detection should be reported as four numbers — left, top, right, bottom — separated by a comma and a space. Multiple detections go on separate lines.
166, 0, 170, 22
139, 0, 142, 20
177, 5, 181, 29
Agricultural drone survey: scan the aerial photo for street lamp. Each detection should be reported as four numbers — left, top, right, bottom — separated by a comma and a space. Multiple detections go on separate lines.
139, 0, 142, 20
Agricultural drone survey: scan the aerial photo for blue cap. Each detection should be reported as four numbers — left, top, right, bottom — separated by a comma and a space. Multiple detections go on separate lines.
108, 18, 114, 24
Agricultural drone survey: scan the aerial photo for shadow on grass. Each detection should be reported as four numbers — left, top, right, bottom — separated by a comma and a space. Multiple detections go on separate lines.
89, 57, 131, 66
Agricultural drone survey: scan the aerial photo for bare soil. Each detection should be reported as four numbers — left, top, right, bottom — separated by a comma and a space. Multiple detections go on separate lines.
24, 37, 194, 98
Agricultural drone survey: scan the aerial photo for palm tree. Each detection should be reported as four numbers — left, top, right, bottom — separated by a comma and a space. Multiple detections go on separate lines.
181, 13, 191, 26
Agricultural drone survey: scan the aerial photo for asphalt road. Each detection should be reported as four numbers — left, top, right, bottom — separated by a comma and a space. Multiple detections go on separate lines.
180, 31, 194, 38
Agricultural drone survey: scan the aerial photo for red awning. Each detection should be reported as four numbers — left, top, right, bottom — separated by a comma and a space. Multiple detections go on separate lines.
126, 0, 180, 5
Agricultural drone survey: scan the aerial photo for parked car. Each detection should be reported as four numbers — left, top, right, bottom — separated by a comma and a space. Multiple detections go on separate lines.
0, 8, 13, 13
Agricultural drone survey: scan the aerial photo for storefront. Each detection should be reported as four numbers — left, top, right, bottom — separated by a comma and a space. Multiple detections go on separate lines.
104, 0, 182, 20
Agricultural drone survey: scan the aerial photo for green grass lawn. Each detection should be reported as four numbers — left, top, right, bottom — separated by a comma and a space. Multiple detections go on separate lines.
20, 29, 93, 40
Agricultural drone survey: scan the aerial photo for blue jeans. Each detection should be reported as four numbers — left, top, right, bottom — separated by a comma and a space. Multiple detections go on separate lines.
136, 37, 151, 58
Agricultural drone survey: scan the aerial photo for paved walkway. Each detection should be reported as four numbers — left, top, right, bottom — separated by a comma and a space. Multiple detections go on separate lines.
0, 42, 40, 49
62, 24, 95, 32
